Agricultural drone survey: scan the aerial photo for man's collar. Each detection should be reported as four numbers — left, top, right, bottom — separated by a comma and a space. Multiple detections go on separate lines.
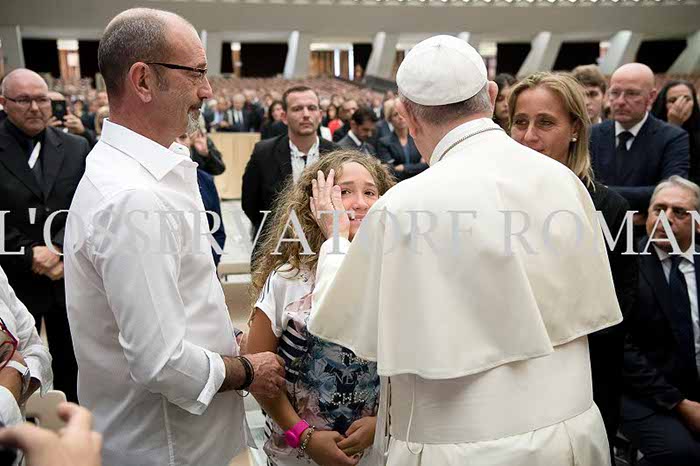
289, 136, 320, 157
653, 244, 695, 265
100, 119, 191, 181
615, 112, 648, 138
430, 118, 499, 166
347, 130, 362, 147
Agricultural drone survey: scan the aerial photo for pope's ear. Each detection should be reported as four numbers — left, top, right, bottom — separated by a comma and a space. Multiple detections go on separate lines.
487, 81, 498, 110
395, 99, 420, 136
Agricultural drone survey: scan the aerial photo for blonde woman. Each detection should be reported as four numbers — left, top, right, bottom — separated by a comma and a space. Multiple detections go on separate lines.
508, 72, 637, 461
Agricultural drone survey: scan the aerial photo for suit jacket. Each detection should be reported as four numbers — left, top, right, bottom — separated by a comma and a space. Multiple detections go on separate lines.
205, 109, 231, 132
80, 112, 95, 131
260, 120, 287, 140
332, 122, 350, 142
623, 239, 700, 414
242, 134, 338, 235
587, 181, 637, 441
230, 108, 254, 133
0, 119, 89, 315
374, 120, 393, 142
377, 131, 427, 181
244, 102, 264, 133
207, 109, 253, 133
337, 133, 376, 156
191, 137, 226, 176
590, 115, 689, 212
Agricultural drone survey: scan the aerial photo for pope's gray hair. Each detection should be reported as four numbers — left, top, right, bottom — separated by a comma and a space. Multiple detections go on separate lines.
399, 83, 491, 126
651, 176, 700, 212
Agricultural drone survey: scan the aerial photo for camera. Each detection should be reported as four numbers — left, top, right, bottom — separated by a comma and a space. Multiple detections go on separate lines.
51, 100, 67, 122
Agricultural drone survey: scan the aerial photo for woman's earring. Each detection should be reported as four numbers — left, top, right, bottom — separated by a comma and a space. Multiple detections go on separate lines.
571, 137, 578, 142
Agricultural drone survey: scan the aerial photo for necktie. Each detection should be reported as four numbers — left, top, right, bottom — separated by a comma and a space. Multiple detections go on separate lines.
615, 131, 633, 182
27, 139, 44, 187
300, 155, 307, 167
669, 256, 695, 368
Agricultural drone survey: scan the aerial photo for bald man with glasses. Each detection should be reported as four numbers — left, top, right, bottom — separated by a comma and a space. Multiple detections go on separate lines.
589, 63, 689, 231
63, 8, 285, 466
0, 68, 88, 404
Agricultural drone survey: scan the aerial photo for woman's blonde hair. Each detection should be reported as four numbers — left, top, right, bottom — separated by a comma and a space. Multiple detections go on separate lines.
250, 150, 395, 306
383, 98, 397, 121
507, 72, 595, 188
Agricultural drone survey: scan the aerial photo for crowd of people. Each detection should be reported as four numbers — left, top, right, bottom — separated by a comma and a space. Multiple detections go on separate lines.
1, 6, 700, 466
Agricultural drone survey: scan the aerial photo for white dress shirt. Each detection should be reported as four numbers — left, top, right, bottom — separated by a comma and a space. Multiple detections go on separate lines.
64, 120, 245, 466
0, 265, 53, 426
289, 137, 320, 183
234, 109, 244, 126
615, 112, 648, 150
347, 130, 362, 148
654, 246, 700, 372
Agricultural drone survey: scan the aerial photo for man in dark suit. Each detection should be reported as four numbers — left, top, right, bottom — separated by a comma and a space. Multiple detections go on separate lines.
80, 91, 108, 131
371, 98, 395, 149
243, 89, 264, 133
336, 106, 378, 156
622, 176, 700, 465
371, 95, 384, 120
229, 93, 254, 133
261, 119, 287, 140
0, 69, 89, 402
206, 97, 234, 132
590, 63, 689, 216
332, 99, 358, 142
242, 86, 337, 263
48, 91, 97, 149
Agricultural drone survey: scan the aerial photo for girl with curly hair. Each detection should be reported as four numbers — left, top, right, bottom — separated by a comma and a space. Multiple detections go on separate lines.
246, 150, 395, 466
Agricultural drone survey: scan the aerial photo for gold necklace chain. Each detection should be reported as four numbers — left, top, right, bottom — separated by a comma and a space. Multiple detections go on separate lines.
437, 126, 504, 163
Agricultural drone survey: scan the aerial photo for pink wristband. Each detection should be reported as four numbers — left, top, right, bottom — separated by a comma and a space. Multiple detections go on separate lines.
285, 420, 310, 448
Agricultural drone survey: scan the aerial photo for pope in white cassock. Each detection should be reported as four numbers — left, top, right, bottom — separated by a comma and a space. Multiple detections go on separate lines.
308, 35, 622, 465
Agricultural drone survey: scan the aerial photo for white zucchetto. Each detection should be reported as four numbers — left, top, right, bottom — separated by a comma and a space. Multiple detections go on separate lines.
397, 35, 488, 106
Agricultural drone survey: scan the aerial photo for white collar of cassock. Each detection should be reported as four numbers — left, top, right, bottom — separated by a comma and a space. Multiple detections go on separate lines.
430, 118, 500, 166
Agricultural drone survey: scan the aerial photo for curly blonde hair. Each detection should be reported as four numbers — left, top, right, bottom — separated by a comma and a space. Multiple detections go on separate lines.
250, 149, 396, 306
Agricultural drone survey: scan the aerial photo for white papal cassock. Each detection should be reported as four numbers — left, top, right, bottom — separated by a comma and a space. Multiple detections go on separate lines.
308, 117, 622, 465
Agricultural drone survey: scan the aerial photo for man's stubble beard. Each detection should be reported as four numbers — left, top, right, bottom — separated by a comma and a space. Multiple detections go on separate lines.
186, 109, 201, 134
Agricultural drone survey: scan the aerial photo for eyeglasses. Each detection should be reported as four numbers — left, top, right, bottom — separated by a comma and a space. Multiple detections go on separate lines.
0, 317, 18, 371
651, 206, 692, 220
609, 89, 644, 101
145, 62, 208, 80
3, 95, 52, 109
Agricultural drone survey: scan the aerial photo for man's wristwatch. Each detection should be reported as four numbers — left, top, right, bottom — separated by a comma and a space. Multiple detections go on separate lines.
6, 361, 31, 398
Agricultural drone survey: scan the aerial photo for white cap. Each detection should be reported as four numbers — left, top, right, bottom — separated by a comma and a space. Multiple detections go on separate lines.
396, 35, 487, 106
